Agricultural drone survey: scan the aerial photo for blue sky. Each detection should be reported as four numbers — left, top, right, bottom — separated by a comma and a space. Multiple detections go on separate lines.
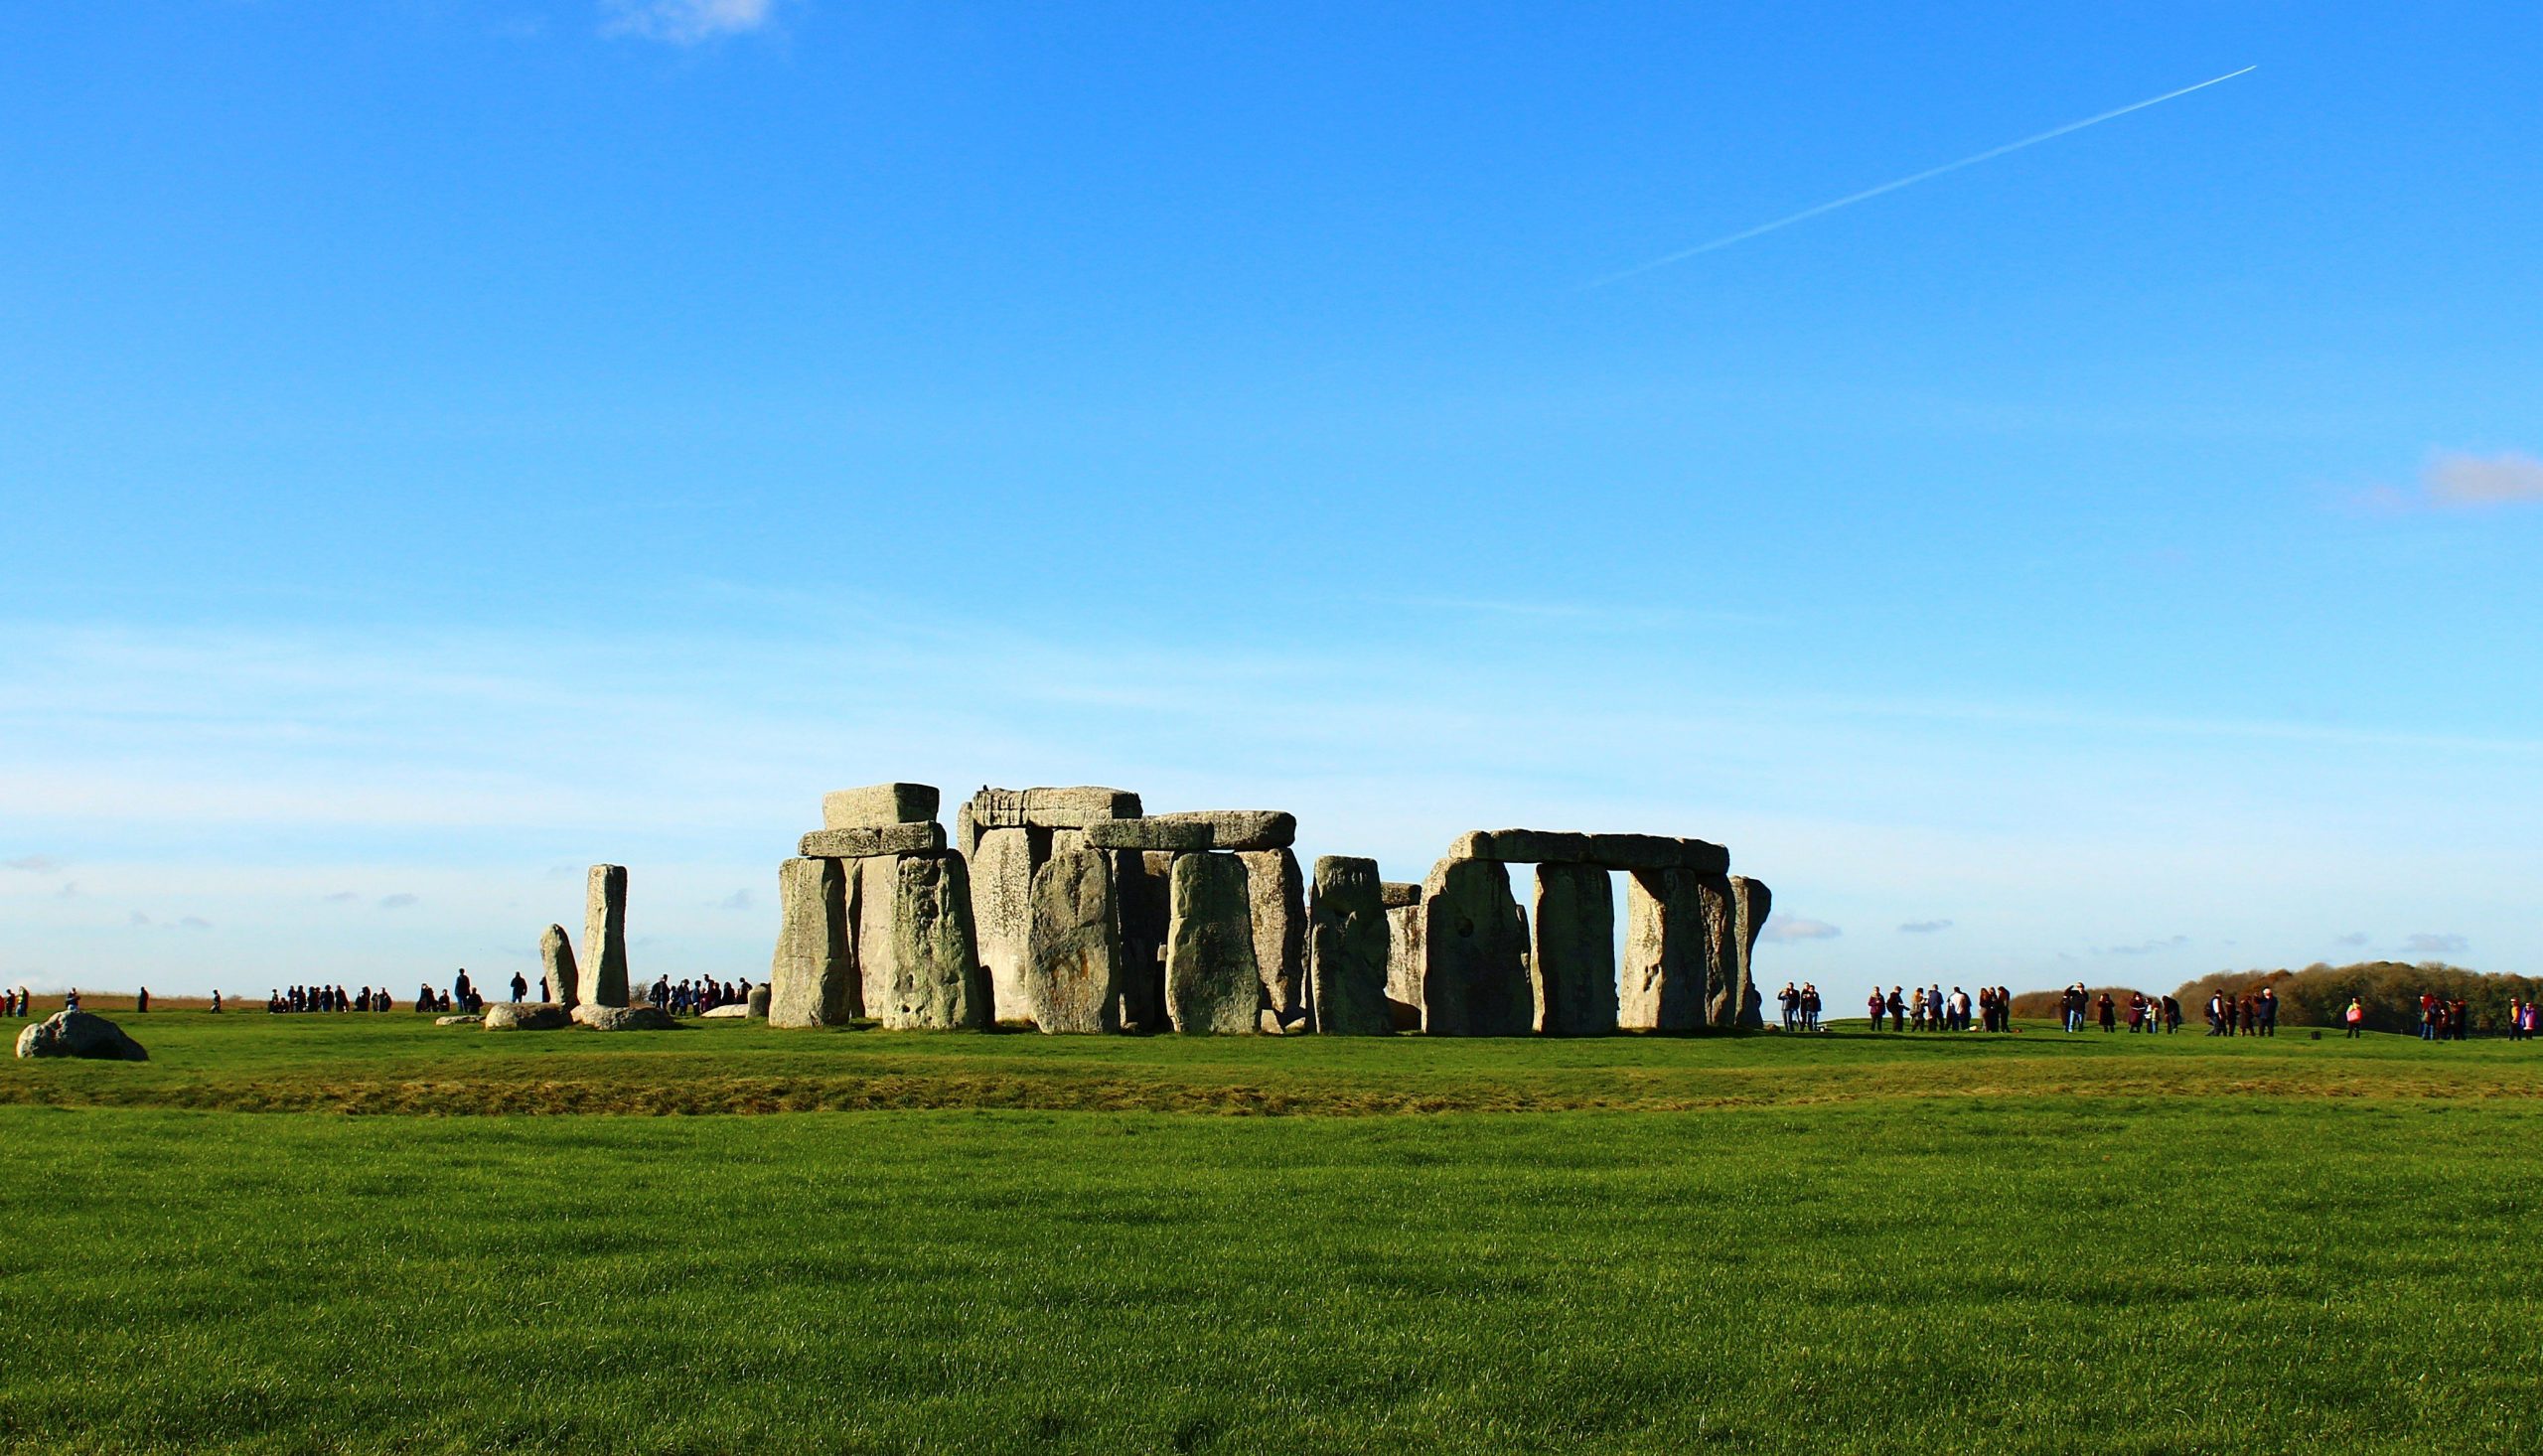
3, 1, 2538, 998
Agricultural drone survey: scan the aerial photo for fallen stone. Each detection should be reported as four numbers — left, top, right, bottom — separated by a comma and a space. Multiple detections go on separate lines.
769, 856, 858, 1028
971, 826, 1036, 1023
539, 924, 580, 1010
1621, 867, 1714, 1032
482, 1002, 570, 1031
699, 1003, 751, 1019
799, 822, 947, 859
1380, 881, 1422, 910
1420, 856, 1532, 1036
1166, 852, 1262, 1033
964, 787, 1143, 832
1309, 855, 1393, 1036
821, 782, 940, 829
1144, 809, 1296, 851
1241, 847, 1306, 1023
1027, 846, 1122, 1033
13, 1010, 146, 1061
583, 865, 631, 1012
1084, 816, 1214, 852
876, 852, 989, 1031
1531, 863, 1618, 1036
434, 1014, 482, 1026
571, 1004, 677, 1032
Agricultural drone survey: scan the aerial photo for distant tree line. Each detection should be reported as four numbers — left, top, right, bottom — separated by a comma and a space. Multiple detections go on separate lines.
2007, 986, 2149, 1021
2169, 961, 2539, 1035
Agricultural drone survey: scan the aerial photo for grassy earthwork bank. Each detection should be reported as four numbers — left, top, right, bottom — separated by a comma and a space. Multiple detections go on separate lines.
4, 1014, 2540, 1454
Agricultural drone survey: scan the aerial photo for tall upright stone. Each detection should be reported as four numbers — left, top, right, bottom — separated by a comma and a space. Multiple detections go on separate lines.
582, 864, 630, 1010
855, 854, 903, 1019
1166, 852, 1261, 1034
971, 826, 1037, 1023
1308, 856, 1392, 1036
876, 852, 988, 1031
1113, 850, 1171, 1033
1621, 867, 1711, 1032
1026, 847, 1122, 1033
769, 857, 857, 1028
1531, 863, 1618, 1036
1240, 848, 1306, 1027
1701, 872, 1741, 1028
1730, 876, 1771, 1030
1421, 857, 1531, 1036
539, 923, 579, 1009
1382, 884, 1423, 1012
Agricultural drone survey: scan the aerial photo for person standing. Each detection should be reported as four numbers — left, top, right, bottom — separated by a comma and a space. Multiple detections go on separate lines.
2344, 997, 2365, 1038
2258, 987, 2279, 1037
1867, 987, 1885, 1032
2097, 993, 2117, 1033
510, 971, 528, 1004
1885, 986, 1906, 1030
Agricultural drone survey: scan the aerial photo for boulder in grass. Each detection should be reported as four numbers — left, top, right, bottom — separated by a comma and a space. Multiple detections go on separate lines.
481, 1003, 570, 1031
14, 1010, 147, 1062
698, 1004, 750, 1019
435, 1014, 483, 1026
570, 1004, 677, 1032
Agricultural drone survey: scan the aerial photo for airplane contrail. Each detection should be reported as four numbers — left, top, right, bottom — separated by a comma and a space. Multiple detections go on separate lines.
1586, 65, 2257, 288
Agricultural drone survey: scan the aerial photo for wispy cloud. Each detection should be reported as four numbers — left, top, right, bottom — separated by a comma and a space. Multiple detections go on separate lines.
1897, 919, 1953, 934
2104, 935, 2189, 955
378, 893, 419, 910
1764, 918, 1841, 942
719, 888, 752, 912
2333, 931, 2369, 947
2354, 450, 2543, 512
178, 916, 212, 932
601, 0, 778, 45
325, 891, 360, 904
4, 855, 62, 873
2402, 932, 2468, 955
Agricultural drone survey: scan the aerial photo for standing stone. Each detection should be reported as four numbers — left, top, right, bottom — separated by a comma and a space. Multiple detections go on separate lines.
1026, 847, 1122, 1033
539, 923, 580, 1010
1113, 850, 1171, 1033
1383, 885, 1423, 1012
582, 865, 630, 1010
1240, 848, 1306, 1026
1730, 876, 1771, 1030
1421, 857, 1531, 1036
769, 857, 857, 1028
971, 826, 1037, 1023
1531, 863, 1618, 1036
873, 852, 988, 1030
1308, 856, 1392, 1035
1165, 852, 1261, 1034
1621, 868, 1711, 1032
1701, 872, 1741, 1028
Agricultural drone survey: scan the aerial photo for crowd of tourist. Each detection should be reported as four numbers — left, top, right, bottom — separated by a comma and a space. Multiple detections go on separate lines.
1858, 984, 2019, 1032
2199, 987, 2278, 1035
647, 975, 752, 1017
267, 985, 399, 1013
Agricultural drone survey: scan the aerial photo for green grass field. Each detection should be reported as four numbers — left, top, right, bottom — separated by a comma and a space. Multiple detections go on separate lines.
4, 1014, 2538, 1453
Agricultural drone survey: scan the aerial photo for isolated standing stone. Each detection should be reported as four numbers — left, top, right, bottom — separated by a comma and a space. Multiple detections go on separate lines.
540, 923, 580, 1010
1621, 867, 1711, 1031
1166, 852, 1262, 1034
1113, 850, 1171, 1033
13, 1010, 146, 1061
1309, 856, 1393, 1036
1241, 848, 1306, 1025
1421, 857, 1532, 1036
769, 856, 857, 1028
821, 782, 941, 829
1027, 847, 1122, 1033
583, 865, 630, 1010
1531, 863, 1618, 1036
971, 826, 1036, 1022
1730, 877, 1771, 1030
878, 852, 989, 1031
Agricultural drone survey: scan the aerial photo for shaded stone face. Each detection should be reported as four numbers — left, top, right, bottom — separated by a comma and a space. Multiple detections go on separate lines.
481, 1002, 569, 1031
971, 826, 1036, 1023
1112, 850, 1170, 1034
1308, 856, 1393, 1036
964, 787, 1143, 835
798, 822, 947, 859
539, 923, 580, 1010
1384, 902, 1425, 1011
769, 856, 857, 1028
1143, 809, 1296, 851
1621, 867, 1712, 1032
1084, 817, 1214, 852
1531, 863, 1618, 1036
1701, 872, 1741, 1029
1447, 829, 1728, 876
583, 865, 631, 1010
1026, 846, 1122, 1034
880, 851, 989, 1031
1420, 857, 1531, 1036
1165, 852, 1262, 1034
1240, 848, 1305, 1024
820, 783, 941, 829
1729, 877, 1771, 1030
1380, 881, 1422, 910
855, 855, 902, 1019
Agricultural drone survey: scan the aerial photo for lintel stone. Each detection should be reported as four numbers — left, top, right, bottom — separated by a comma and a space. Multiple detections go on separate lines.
821, 783, 941, 829
800, 821, 947, 858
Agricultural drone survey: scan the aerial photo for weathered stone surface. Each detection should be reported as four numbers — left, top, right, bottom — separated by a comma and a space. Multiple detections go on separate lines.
1447, 829, 1728, 875
822, 782, 940, 829
799, 822, 946, 859
1027, 847, 1122, 1033
1166, 852, 1262, 1034
1145, 809, 1296, 851
769, 856, 857, 1028
1730, 877, 1770, 1030
746, 983, 771, 1018
1384, 901, 1425, 1009
876, 852, 989, 1031
1380, 881, 1422, 910
1084, 817, 1214, 852
540, 924, 580, 1010
971, 826, 1036, 1022
1701, 872, 1741, 1028
1531, 863, 1618, 1036
855, 854, 903, 1021
434, 1014, 482, 1026
572, 1003, 676, 1032
14, 1010, 146, 1061
1113, 850, 1170, 1033
700, 1003, 752, 1019
583, 864, 631, 1011
964, 787, 1143, 832
1621, 867, 1713, 1032
1241, 848, 1305, 1023
1309, 855, 1392, 1036
1420, 857, 1532, 1036
482, 1002, 570, 1031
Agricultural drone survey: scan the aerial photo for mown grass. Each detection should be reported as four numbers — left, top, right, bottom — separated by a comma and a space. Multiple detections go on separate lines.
3, 1016, 2538, 1453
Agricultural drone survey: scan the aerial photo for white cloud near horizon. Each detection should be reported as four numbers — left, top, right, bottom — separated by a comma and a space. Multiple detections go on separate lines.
2355, 450, 2543, 512
601, 0, 779, 45
1764, 919, 1841, 942
2402, 932, 2468, 955
1897, 919, 1953, 934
